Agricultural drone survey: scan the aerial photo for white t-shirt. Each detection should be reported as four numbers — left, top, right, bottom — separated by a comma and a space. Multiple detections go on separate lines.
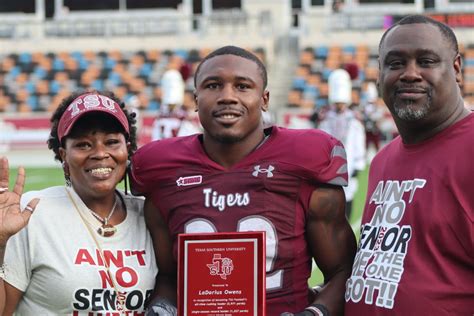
4, 186, 158, 315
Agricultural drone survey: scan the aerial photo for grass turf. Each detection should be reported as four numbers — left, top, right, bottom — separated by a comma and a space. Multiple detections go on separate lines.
8, 166, 126, 191
8, 166, 65, 191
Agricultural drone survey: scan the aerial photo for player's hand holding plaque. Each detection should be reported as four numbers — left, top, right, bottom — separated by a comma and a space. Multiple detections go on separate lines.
178, 232, 266, 316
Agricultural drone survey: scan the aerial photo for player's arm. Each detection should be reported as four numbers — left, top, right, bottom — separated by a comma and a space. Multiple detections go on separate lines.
143, 198, 177, 314
305, 185, 356, 316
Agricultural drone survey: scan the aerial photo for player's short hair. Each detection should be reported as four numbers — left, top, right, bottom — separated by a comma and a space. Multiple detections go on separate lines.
379, 15, 459, 56
194, 45, 268, 89
48, 90, 137, 162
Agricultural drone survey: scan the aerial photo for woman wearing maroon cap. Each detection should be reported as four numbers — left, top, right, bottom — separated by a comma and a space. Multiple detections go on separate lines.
0, 91, 158, 314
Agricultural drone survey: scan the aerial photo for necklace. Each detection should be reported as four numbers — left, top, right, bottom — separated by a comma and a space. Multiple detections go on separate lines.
89, 195, 119, 237
65, 188, 126, 312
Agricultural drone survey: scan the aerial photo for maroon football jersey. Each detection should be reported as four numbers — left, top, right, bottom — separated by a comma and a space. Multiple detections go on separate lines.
131, 126, 348, 314
345, 114, 474, 315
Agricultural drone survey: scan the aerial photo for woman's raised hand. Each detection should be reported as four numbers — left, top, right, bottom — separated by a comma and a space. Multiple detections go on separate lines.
0, 157, 39, 244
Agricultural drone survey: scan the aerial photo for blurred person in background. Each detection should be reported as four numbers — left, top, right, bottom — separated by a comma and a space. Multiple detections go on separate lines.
160, 61, 185, 116
332, 0, 343, 13
0, 91, 157, 314
318, 69, 366, 220
345, 15, 474, 315
152, 61, 200, 140
361, 81, 384, 160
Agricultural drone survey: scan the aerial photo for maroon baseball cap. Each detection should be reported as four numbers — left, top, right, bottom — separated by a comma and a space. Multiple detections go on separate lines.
57, 93, 129, 142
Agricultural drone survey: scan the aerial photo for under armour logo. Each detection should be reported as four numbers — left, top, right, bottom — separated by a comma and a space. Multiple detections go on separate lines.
252, 165, 274, 178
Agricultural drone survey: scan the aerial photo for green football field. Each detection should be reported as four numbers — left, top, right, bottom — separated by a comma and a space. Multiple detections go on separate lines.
8, 166, 65, 191
8, 165, 368, 287
7, 166, 126, 191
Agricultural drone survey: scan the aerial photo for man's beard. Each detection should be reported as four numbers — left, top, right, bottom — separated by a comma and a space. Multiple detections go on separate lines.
393, 90, 432, 121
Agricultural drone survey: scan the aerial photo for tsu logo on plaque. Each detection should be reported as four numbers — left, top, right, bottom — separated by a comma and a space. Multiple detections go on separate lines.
207, 254, 234, 280
178, 232, 266, 315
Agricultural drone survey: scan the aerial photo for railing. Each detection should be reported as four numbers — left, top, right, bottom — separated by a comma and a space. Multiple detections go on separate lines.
0, 10, 275, 40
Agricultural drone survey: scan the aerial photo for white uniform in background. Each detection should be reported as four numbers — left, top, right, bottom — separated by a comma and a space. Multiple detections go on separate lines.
160, 69, 184, 112
318, 69, 366, 216
151, 69, 200, 140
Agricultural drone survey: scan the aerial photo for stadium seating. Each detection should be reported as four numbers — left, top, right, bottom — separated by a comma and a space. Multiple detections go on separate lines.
0, 48, 265, 113
287, 43, 474, 110
0, 42, 473, 114
462, 45, 474, 106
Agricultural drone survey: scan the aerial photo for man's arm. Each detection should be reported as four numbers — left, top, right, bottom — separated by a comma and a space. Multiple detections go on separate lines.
143, 199, 177, 306
306, 185, 356, 316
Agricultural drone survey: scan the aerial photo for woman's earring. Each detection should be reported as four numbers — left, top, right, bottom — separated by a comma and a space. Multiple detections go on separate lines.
62, 161, 71, 187
124, 160, 131, 195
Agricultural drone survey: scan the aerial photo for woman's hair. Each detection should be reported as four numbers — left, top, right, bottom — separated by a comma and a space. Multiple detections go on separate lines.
47, 90, 138, 162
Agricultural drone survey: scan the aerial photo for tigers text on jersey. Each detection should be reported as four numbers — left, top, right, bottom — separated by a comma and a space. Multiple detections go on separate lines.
131, 126, 348, 314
